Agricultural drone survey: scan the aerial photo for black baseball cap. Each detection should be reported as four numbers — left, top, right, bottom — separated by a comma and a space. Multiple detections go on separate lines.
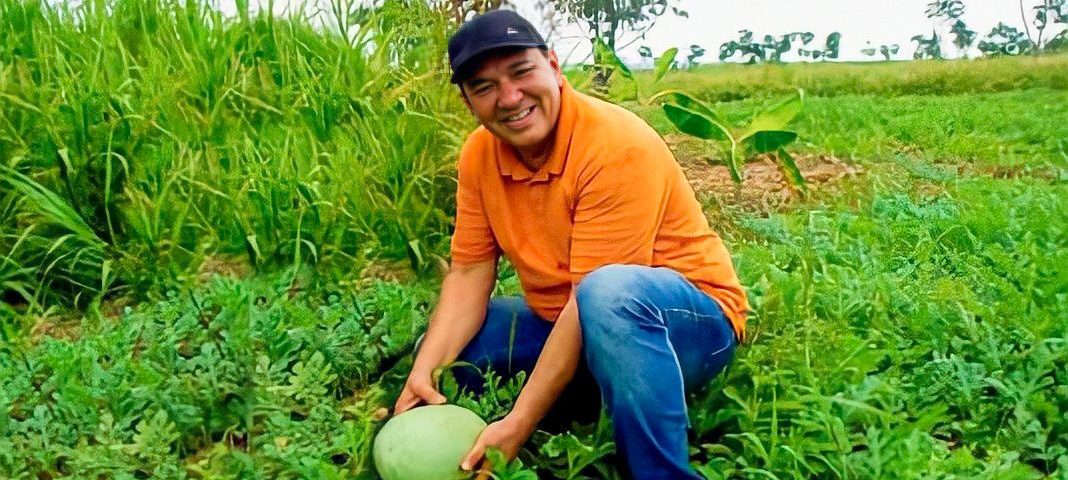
448, 10, 547, 84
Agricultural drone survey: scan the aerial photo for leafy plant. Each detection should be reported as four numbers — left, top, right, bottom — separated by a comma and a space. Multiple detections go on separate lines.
552, 0, 683, 88
660, 89, 807, 190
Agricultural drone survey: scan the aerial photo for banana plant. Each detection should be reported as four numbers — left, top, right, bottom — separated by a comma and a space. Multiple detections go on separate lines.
658, 89, 807, 190
589, 41, 679, 104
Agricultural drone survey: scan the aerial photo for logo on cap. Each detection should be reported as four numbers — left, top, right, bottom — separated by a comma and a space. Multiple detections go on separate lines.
506, 27, 519, 35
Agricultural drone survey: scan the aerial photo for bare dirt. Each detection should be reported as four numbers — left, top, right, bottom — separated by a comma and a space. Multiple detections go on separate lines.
196, 255, 252, 283
29, 313, 82, 343
666, 135, 864, 211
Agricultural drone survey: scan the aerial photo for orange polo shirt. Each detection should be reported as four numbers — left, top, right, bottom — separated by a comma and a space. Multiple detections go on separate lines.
449, 80, 748, 339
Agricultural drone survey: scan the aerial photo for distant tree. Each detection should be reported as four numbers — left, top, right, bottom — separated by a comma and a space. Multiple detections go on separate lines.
949, 20, 977, 51
719, 30, 830, 64
925, 0, 964, 20
861, 41, 900, 61
978, 22, 1032, 55
686, 44, 705, 67
799, 32, 841, 60
1029, 0, 1068, 50
911, 30, 943, 59
924, 0, 975, 56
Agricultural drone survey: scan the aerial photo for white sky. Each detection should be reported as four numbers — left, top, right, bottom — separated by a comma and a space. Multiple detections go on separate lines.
221, 0, 1066, 65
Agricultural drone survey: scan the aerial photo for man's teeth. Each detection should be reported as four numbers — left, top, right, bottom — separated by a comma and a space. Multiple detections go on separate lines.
506, 107, 533, 122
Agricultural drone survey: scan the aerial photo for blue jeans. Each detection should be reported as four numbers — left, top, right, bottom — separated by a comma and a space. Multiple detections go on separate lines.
452, 264, 737, 479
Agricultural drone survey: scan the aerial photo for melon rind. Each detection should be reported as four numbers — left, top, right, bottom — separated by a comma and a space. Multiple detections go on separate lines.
373, 404, 488, 480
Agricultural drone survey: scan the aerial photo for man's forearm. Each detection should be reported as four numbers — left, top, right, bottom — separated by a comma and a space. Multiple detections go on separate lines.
510, 292, 582, 429
413, 260, 497, 374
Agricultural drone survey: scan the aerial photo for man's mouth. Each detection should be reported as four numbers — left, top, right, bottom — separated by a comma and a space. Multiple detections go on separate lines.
502, 106, 535, 123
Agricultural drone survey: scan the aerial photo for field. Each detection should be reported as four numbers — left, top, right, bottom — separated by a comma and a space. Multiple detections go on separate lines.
1, 1, 1066, 479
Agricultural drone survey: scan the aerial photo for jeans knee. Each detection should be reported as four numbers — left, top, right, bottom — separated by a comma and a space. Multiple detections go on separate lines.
575, 264, 652, 347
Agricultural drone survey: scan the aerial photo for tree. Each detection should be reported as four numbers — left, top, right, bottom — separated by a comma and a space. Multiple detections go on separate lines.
911, 30, 943, 59
862, 41, 900, 61
978, 22, 1032, 55
1029, 0, 1068, 50
982, 0, 1067, 55
949, 20, 977, 51
686, 44, 705, 67
924, 0, 975, 56
798, 32, 841, 60
550, 0, 683, 86
719, 30, 828, 64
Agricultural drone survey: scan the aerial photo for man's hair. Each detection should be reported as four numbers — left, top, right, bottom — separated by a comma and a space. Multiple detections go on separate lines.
457, 46, 551, 100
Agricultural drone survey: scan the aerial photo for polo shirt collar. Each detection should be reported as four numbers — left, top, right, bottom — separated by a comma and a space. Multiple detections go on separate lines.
496, 78, 578, 183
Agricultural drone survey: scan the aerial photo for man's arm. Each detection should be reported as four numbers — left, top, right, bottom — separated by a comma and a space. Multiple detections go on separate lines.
460, 292, 581, 471
394, 257, 497, 414
509, 291, 581, 430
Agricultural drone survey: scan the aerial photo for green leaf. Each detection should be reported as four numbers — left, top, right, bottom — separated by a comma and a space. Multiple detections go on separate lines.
653, 91, 725, 124
776, 148, 806, 190
593, 38, 632, 79
740, 89, 805, 140
0, 166, 103, 246
653, 47, 678, 83
727, 143, 744, 184
747, 130, 798, 153
663, 104, 730, 141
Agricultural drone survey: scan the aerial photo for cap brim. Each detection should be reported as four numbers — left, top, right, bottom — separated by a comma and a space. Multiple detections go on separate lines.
450, 41, 546, 84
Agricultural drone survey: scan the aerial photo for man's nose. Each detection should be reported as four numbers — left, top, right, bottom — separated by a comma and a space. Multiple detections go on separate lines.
497, 80, 523, 109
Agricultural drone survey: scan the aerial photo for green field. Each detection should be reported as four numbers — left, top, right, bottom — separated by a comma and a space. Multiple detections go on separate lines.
1, 1, 1067, 479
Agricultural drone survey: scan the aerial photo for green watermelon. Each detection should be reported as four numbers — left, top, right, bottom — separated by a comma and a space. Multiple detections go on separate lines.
373, 404, 488, 480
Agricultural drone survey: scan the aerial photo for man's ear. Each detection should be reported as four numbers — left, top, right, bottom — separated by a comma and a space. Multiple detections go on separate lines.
458, 86, 474, 113
547, 49, 564, 86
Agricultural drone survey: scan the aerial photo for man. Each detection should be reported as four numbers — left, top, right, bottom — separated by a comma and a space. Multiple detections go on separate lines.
392, 10, 748, 479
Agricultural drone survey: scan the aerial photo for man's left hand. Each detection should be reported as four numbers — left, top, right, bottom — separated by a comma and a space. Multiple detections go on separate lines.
460, 413, 536, 472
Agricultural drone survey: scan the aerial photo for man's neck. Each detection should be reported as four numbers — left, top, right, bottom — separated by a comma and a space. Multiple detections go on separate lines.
514, 136, 555, 173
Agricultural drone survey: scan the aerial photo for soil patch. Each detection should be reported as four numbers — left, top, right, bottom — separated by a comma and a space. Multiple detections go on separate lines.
29, 314, 82, 343
677, 149, 863, 211
197, 255, 252, 283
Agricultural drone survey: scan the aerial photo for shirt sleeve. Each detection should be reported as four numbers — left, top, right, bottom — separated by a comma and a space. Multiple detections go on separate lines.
568, 145, 668, 284
449, 150, 499, 264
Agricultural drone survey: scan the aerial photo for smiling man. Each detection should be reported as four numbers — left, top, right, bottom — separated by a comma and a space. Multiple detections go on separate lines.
391, 9, 748, 479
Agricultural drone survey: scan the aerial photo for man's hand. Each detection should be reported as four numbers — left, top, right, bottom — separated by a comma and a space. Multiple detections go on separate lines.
461, 413, 536, 472
393, 369, 447, 415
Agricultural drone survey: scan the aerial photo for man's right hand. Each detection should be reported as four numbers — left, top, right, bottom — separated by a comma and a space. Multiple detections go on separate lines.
391, 258, 497, 416
393, 370, 448, 415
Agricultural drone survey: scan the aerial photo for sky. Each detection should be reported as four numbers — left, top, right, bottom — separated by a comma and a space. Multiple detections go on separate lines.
220, 0, 1067, 66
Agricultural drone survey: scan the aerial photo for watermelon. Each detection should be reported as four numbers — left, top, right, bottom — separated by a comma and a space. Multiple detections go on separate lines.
373, 404, 488, 480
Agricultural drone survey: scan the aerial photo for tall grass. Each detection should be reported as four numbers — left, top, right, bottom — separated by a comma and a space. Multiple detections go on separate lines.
0, 0, 471, 312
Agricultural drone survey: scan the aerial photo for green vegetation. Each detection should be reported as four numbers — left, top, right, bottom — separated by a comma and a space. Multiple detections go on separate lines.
2, 1, 1066, 479
662, 89, 805, 187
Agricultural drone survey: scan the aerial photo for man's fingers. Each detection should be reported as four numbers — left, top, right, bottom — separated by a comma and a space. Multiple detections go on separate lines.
460, 436, 486, 472
393, 395, 418, 415
413, 382, 447, 405
473, 461, 493, 480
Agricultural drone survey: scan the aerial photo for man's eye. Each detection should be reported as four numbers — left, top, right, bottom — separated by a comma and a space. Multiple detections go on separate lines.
474, 85, 493, 95
516, 67, 535, 76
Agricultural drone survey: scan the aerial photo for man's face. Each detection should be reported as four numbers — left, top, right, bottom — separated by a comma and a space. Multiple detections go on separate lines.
460, 48, 565, 157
